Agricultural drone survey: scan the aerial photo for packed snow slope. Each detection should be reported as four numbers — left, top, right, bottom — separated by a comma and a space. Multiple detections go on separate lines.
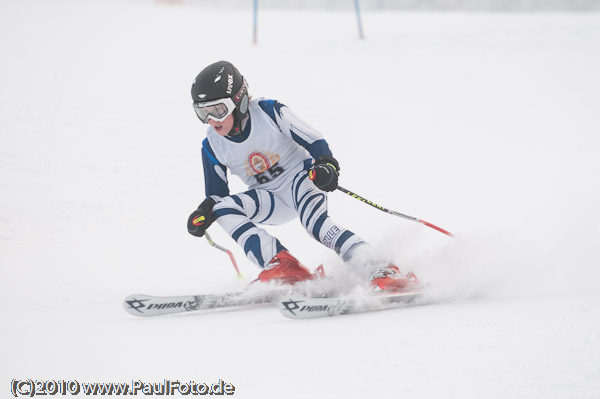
1, 1, 599, 398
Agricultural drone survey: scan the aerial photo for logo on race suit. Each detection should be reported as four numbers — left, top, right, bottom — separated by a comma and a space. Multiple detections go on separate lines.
322, 226, 341, 249
245, 151, 281, 176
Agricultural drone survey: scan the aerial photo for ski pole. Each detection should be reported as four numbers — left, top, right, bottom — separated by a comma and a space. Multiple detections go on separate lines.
336, 185, 454, 237
205, 231, 244, 279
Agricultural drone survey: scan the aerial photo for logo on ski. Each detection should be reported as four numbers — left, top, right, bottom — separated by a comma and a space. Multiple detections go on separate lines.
301, 305, 332, 313
125, 297, 189, 314
281, 298, 342, 316
125, 298, 150, 314
281, 298, 304, 315
147, 302, 184, 310
184, 296, 202, 311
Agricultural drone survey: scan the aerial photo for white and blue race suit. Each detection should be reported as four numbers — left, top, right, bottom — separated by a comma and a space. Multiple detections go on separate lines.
201, 98, 364, 268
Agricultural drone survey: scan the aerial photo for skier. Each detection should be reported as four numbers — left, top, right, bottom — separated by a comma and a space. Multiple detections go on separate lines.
187, 61, 418, 292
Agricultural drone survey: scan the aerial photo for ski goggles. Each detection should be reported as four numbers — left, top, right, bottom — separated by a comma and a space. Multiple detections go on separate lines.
193, 98, 236, 123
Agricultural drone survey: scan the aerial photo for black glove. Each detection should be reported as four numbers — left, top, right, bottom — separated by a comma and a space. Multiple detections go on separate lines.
187, 198, 217, 237
309, 156, 340, 192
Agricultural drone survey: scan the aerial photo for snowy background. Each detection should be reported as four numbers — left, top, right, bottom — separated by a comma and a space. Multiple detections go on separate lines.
1, 0, 600, 398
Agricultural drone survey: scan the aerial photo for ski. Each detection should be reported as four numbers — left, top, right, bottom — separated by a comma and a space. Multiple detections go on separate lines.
124, 265, 331, 317
278, 290, 426, 319
123, 290, 286, 317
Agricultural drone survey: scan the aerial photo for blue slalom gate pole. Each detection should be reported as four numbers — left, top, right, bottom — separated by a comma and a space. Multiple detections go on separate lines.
353, 0, 365, 40
253, 0, 258, 45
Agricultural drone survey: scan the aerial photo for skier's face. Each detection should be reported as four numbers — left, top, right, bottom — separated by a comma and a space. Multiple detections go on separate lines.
208, 113, 235, 136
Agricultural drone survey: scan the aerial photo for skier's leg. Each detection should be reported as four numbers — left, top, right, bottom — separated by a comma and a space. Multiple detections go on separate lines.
288, 171, 366, 261
212, 190, 290, 267
212, 190, 313, 283
286, 172, 422, 290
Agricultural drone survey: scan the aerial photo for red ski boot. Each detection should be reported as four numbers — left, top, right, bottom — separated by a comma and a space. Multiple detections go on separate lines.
369, 265, 422, 293
258, 250, 314, 285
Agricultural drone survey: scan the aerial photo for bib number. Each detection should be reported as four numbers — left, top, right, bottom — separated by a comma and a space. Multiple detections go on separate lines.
255, 165, 284, 184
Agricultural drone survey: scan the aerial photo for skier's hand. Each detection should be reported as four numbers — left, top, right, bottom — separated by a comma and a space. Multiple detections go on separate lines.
187, 198, 217, 237
309, 156, 339, 192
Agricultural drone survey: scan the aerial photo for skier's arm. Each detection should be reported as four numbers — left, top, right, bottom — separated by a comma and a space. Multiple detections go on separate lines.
201, 138, 229, 199
188, 140, 228, 238
258, 99, 340, 191
258, 99, 333, 160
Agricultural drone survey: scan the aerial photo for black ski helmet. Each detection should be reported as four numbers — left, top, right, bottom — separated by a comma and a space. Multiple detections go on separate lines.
191, 61, 249, 132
